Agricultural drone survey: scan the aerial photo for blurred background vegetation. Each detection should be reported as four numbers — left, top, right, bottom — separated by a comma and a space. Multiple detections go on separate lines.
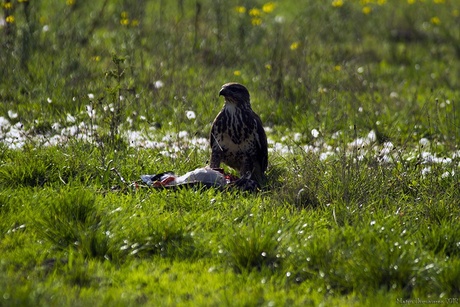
0, 0, 459, 146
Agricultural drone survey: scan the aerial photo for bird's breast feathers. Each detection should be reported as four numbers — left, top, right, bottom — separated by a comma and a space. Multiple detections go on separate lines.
213, 107, 258, 142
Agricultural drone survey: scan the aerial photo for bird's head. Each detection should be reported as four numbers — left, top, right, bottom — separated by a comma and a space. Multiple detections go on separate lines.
219, 82, 251, 108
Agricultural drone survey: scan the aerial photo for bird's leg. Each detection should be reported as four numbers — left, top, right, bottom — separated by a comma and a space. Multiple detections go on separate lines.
251, 163, 266, 186
240, 158, 265, 187
230, 160, 259, 191
239, 158, 254, 180
209, 149, 222, 169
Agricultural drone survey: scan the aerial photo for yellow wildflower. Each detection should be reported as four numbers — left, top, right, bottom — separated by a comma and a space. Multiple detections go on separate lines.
407, 0, 415, 4
3, 2, 13, 9
262, 2, 276, 13
377, 0, 386, 4
430, 16, 441, 25
66, 0, 75, 6
5, 15, 14, 23
131, 19, 139, 27
362, 6, 372, 14
334, 65, 342, 71
234, 70, 241, 76
235, 6, 246, 14
251, 18, 262, 26
249, 8, 261, 17
290, 41, 300, 51
120, 12, 129, 26
332, 0, 344, 7
92, 56, 101, 62
265, 64, 272, 70
433, 0, 444, 3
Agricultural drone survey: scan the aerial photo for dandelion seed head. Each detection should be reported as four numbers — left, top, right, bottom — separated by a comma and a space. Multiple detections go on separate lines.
390, 92, 399, 99
311, 129, 320, 138
421, 167, 431, 176
419, 138, 430, 147
186, 110, 196, 120
154, 80, 164, 89
274, 15, 285, 23
178, 130, 189, 138
293, 132, 302, 142
8, 110, 18, 119
51, 122, 61, 131
66, 114, 76, 123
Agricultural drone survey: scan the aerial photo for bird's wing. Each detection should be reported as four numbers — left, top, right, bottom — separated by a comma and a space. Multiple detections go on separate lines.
254, 113, 268, 171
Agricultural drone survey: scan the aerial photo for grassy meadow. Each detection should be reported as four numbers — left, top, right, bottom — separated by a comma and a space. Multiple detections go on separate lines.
1, 0, 460, 305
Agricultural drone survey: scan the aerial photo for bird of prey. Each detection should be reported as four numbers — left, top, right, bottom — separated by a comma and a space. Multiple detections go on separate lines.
209, 82, 268, 186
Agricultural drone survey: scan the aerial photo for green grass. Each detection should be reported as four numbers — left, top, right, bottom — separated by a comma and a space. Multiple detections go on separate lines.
1, 0, 460, 305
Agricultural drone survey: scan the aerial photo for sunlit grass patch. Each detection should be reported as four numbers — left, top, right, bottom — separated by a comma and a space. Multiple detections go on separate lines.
222, 221, 281, 273
33, 187, 109, 258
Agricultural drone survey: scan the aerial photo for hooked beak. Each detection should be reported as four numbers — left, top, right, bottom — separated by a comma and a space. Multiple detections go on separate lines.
219, 87, 228, 97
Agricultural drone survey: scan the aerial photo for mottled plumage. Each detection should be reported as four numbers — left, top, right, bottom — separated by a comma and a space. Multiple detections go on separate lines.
209, 82, 268, 186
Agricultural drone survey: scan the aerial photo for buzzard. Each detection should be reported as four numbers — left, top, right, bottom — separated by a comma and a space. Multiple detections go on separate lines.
209, 82, 268, 186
